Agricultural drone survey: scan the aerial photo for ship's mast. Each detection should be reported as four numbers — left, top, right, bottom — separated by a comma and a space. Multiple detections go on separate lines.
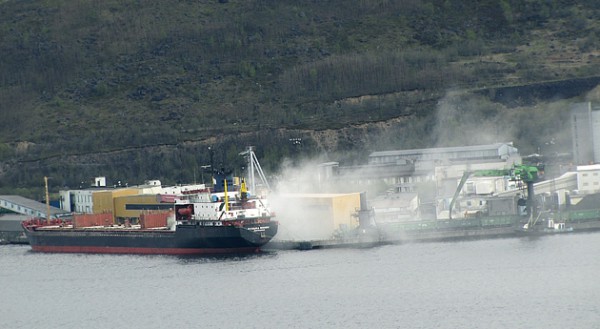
248, 149, 256, 192
239, 146, 270, 192
224, 179, 229, 212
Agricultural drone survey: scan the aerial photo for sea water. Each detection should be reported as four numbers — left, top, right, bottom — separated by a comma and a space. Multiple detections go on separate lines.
1, 233, 599, 329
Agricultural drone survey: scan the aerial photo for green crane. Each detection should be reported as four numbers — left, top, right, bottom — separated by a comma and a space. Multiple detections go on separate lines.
447, 164, 540, 220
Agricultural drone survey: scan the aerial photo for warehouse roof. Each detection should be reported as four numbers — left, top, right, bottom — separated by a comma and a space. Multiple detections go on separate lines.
369, 142, 516, 158
0, 195, 68, 216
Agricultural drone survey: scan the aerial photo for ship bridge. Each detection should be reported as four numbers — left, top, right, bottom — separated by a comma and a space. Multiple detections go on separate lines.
0, 195, 69, 219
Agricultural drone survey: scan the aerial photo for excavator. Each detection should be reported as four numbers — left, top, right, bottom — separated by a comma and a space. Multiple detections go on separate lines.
447, 164, 542, 221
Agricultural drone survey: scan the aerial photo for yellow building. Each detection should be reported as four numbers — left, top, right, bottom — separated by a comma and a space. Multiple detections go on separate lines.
91, 188, 139, 217
270, 193, 361, 241
113, 194, 174, 223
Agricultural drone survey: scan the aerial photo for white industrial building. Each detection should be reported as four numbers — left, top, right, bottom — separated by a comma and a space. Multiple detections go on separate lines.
59, 177, 209, 214
369, 142, 520, 165
368, 142, 521, 194
0, 195, 68, 219
571, 101, 600, 165
370, 193, 420, 222
64, 189, 95, 213
576, 164, 600, 193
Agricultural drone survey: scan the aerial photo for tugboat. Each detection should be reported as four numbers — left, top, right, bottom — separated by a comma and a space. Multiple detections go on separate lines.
542, 220, 573, 234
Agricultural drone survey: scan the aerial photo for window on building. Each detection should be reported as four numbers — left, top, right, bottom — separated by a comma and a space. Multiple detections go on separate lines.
465, 182, 475, 194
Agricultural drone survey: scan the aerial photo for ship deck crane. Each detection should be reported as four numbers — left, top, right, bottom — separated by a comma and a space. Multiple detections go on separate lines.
448, 164, 541, 220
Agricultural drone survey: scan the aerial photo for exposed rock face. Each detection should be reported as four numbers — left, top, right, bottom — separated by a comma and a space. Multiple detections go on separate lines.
477, 77, 600, 107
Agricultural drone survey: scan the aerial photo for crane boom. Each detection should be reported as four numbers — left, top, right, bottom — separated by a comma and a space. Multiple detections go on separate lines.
447, 165, 540, 220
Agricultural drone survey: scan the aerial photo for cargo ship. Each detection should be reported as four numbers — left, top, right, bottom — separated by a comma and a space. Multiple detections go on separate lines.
22, 179, 278, 255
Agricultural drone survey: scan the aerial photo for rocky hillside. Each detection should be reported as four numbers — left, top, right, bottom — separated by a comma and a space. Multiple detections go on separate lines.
0, 0, 599, 197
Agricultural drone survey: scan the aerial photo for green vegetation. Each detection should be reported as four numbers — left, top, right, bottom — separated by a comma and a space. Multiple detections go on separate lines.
0, 0, 599, 194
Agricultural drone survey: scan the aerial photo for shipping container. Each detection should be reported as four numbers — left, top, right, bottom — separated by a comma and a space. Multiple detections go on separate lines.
73, 212, 113, 228
139, 211, 172, 229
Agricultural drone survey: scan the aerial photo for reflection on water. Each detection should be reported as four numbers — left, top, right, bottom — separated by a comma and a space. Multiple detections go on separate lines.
2, 233, 600, 329
175, 250, 279, 264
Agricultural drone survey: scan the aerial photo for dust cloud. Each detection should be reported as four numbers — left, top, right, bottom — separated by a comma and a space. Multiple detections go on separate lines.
430, 91, 516, 148
261, 86, 590, 240
266, 155, 376, 241
267, 156, 338, 241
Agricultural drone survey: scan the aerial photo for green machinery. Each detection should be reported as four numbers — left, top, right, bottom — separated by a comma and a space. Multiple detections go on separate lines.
448, 164, 541, 220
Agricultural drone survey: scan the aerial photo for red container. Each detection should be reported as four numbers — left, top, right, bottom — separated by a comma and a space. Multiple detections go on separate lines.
140, 211, 172, 229
73, 213, 113, 228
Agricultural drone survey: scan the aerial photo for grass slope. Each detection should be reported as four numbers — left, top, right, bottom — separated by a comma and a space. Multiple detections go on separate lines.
0, 0, 598, 194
